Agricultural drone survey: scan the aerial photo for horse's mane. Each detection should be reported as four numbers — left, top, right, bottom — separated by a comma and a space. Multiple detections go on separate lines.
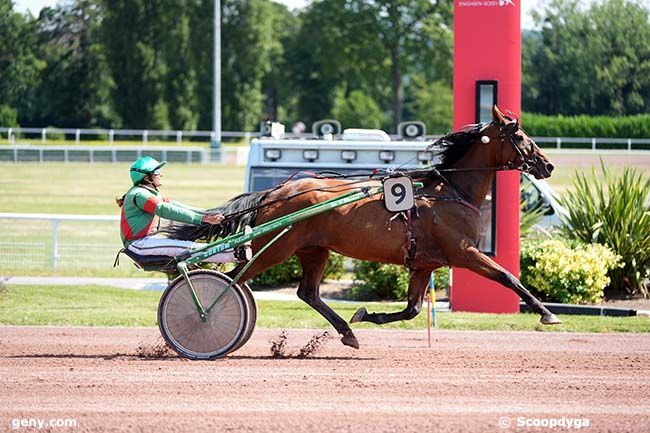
434, 123, 486, 170
163, 190, 270, 242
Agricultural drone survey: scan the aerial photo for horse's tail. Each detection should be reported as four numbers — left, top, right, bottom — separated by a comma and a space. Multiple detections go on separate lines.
163, 190, 270, 242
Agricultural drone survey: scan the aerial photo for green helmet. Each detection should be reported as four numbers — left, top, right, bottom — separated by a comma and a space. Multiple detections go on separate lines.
130, 156, 166, 185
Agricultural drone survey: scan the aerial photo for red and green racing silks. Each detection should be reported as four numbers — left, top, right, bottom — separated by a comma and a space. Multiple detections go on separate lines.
120, 186, 204, 246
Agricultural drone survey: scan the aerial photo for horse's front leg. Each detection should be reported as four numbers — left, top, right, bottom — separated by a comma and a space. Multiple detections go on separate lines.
455, 245, 561, 325
350, 268, 432, 325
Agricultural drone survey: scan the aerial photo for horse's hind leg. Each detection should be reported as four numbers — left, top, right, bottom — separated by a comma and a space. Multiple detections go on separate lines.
295, 247, 360, 349
351, 269, 432, 325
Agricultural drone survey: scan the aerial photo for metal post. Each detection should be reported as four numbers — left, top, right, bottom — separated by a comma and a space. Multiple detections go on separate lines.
109, 129, 114, 144
39, 148, 43, 163
212, 0, 222, 156
75, 129, 80, 145
176, 131, 182, 144
52, 219, 59, 272
628, 138, 632, 152
90, 148, 94, 163
64, 148, 69, 163
556, 137, 561, 150
42, 128, 46, 144
143, 130, 148, 144
592, 137, 596, 152
112, 148, 117, 163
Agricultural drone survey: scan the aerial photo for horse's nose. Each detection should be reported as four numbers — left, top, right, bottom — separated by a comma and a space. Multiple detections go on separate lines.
545, 162, 555, 174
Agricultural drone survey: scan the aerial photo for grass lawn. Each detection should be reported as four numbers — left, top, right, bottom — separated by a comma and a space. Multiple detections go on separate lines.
0, 162, 246, 214
1, 285, 649, 332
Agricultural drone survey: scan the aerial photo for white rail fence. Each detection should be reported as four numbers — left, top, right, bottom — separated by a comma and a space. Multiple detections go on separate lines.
2, 127, 650, 151
0, 213, 120, 272
0, 145, 252, 165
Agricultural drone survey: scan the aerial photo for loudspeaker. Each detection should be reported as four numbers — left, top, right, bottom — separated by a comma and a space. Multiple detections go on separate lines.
312, 119, 342, 138
260, 121, 285, 138
397, 121, 426, 139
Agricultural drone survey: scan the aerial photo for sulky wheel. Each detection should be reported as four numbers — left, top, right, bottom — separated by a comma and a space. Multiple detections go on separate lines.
227, 282, 257, 354
158, 270, 250, 360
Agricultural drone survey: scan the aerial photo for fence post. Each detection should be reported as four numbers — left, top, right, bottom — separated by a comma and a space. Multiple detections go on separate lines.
75, 129, 80, 145
143, 130, 148, 144
176, 131, 182, 144
628, 138, 632, 152
592, 137, 596, 152
42, 128, 47, 144
556, 137, 561, 150
51, 219, 59, 272
39, 148, 43, 163
8, 128, 14, 145
64, 148, 69, 163
89, 148, 94, 163
109, 129, 114, 144
112, 148, 117, 163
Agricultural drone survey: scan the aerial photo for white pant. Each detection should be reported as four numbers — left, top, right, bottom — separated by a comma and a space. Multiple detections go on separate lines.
127, 236, 236, 263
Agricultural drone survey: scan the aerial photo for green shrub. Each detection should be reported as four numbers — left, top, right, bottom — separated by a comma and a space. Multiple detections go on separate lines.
350, 261, 449, 301
251, 253, 344, 287
521, 238, 621, 304
0, 105, 18, 127
522, 112, 650, 140
45, 127, 66, 141
558, 164, 650, 297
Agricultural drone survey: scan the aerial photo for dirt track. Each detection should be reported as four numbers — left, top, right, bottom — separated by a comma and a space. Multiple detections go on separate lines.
1, 326, 649, 432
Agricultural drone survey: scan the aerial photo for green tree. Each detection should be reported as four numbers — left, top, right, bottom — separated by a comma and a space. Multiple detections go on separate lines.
166, 1, 199, 131
103, 0, 169, 129
408, 77, 452, 134
289, 0, 451, 130
331, 89, 387, 129
261, 2, 298, 122
525, 0, 650, 116
0, 0, 45, 125
32, 0, 120, 127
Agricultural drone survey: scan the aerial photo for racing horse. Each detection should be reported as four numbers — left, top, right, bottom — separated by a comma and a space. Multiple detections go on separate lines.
167, 105, 561, 349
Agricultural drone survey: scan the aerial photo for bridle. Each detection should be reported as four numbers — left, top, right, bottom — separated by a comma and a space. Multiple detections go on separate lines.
496, 121, 539, 174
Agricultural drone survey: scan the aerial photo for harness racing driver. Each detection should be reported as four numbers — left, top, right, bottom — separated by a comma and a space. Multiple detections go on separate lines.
116, 156, 251, 263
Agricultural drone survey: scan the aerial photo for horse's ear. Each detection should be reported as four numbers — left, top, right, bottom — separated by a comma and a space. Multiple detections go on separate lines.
492, 105, 507, 126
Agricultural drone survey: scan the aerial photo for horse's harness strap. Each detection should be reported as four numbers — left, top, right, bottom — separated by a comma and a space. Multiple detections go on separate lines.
404, 209, 417, 269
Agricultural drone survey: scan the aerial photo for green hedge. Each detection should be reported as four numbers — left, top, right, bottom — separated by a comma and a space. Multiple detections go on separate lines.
522, 112, 650, 138
350, 261, 449, 301
251, 253, 344, 287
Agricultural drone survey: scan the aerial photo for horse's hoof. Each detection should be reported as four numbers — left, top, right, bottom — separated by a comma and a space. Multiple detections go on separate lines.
350, 307, 367, 323
341, 331, 360, 349
541, 313, 562, 325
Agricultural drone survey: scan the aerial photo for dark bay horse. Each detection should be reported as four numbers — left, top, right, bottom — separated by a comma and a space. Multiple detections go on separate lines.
167, 105, 561, 349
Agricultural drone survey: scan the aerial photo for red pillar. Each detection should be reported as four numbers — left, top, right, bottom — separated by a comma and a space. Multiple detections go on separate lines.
450, 1, 521, 313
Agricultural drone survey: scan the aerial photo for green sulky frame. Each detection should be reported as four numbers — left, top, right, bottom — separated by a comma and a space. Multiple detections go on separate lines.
175, 185, 388, 321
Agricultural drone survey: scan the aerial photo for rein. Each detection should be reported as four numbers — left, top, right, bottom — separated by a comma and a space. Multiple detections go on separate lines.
215, 121, 536, 227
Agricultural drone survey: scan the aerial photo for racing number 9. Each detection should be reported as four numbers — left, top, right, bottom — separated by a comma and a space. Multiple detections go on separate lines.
391, 182, 406, 205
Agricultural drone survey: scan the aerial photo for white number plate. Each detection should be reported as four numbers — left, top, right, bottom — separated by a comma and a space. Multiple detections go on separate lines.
383, 176, 414, 212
